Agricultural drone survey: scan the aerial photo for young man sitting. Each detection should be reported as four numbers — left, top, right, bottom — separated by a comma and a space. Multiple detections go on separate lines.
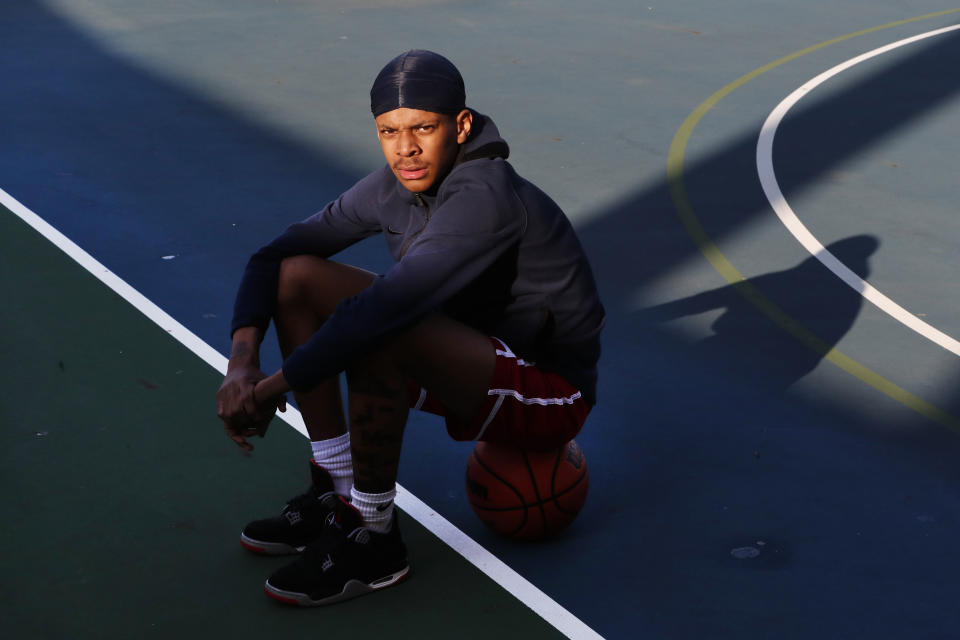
216, 49, 604, 606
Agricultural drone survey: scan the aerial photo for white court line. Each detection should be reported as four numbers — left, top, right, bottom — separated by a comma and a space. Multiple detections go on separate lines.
757, 23, 960, 358
0, 187, 603, 640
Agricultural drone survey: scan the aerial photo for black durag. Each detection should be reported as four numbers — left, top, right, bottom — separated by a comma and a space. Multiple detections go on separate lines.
370, 50, 466, 117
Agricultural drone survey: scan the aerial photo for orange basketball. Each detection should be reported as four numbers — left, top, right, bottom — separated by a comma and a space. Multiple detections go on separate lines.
465, 439, 589, 541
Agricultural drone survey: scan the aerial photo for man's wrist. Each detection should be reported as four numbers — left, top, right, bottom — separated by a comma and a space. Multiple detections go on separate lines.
256, 370, 290, 400
228, 326, 263, 369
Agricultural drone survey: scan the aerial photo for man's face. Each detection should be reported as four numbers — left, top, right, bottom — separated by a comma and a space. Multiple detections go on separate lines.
375, 108, 472, 193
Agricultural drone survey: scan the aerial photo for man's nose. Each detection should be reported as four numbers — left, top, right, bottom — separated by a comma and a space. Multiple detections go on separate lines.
397, 130, 420, 156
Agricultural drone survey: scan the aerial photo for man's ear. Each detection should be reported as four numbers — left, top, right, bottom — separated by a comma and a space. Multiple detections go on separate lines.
455, 109, 473, 144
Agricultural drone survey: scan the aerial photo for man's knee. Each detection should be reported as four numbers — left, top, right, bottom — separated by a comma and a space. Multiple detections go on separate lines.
277, 256, 377, 319
277, 255, 324, 308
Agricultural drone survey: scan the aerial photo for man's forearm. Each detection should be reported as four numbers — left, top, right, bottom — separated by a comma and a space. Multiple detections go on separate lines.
229, 326, 263, 370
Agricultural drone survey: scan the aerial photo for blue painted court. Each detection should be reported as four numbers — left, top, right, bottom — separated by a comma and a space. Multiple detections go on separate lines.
3, 2, 960, 638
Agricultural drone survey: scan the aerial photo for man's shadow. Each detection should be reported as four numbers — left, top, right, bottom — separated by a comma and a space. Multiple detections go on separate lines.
638, 235, 880, 395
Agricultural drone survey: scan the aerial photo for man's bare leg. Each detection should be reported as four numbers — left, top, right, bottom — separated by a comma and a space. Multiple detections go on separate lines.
345, 353, 410, 494
347, 313, 496, 494
274, 255, 496, 495
260, 256, 496, 600
274, 255, 377, 441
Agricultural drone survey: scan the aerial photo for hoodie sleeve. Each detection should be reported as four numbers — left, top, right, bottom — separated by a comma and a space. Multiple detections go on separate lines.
230, 172, 386, 336
281, 160, 525, 391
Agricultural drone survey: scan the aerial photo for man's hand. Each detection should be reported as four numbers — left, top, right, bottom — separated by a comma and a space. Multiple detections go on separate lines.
217, 365, 275, 451
216, 326, 288, 452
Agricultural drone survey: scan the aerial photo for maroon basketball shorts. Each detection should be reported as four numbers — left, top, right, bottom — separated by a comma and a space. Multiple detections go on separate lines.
408, 338, 591, 450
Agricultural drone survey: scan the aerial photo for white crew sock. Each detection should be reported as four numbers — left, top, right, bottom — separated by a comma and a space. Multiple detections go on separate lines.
311, 433, 353, 497
350, 486, 396, 534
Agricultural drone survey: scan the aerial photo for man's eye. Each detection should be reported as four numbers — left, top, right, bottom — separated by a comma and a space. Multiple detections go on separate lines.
417, 126, 434, 133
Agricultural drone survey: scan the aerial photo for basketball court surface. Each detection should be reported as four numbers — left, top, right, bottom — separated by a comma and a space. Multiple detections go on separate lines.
3, 2, 960, 638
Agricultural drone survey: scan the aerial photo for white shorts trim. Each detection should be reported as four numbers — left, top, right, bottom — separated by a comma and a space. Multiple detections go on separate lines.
492, 337, 535, 367
487, 388, 582, 406
413, 388, 428, 411
474, 395, 505, 441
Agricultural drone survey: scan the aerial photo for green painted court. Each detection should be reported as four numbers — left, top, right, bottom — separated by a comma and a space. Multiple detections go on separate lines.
4, 2, 960, 638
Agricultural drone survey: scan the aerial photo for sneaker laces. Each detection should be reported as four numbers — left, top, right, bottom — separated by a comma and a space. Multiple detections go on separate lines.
301, 498, 366, 561
302, 521, 354, 563
283, 486, 337, 516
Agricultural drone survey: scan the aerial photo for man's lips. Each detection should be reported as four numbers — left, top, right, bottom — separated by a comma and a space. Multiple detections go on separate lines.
397, 166, 428, 180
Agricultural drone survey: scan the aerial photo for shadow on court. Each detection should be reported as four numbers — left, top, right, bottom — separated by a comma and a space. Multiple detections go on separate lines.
564, 25, 960, 638
639, 235, 879, 393
3, 2, 960, 638
574, 25, 960, 440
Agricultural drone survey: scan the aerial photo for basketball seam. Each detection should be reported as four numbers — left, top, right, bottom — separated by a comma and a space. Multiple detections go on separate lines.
521, 451, 548, 539
470, 450, 529, 537
550, 448, 563, 516
468, 473, 587, 512
551, 443, 588, 515
550, 467, 588, 515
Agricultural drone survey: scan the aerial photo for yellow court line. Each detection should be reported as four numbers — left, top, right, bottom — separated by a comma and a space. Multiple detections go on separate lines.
666, 8, 960, 432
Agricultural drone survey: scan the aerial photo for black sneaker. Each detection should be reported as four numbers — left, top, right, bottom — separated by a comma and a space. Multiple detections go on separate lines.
264, 497, 410, 606
240, 461, 340, 555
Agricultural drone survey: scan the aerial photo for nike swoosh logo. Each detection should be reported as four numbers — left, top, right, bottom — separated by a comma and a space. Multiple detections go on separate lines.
375, 501, 393, 512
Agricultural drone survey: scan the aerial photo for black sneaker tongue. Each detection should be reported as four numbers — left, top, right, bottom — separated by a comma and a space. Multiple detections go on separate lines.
329, 496, 364, 532
308, 461, 336, 493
